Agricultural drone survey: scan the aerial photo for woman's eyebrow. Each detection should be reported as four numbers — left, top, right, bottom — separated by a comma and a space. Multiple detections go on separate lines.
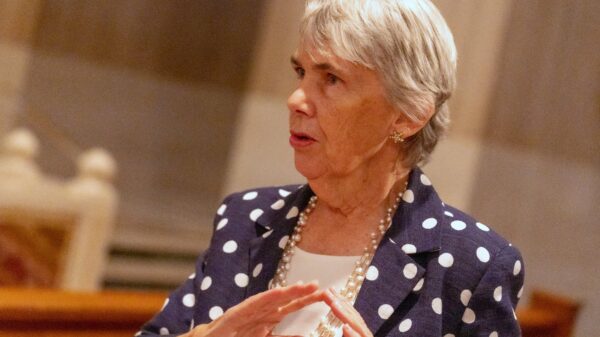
291, 55, 338, 72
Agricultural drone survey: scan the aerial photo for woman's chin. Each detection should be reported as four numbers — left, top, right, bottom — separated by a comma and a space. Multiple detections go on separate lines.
294, 157, 325, 181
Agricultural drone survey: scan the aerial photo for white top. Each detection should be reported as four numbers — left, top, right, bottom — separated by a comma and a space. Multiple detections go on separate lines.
272, 247, 360, 337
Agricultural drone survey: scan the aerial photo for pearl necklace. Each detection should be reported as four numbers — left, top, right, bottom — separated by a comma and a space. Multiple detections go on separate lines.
270, 189, 405, 337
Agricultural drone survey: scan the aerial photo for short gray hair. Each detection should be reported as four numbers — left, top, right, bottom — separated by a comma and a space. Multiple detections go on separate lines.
300, 0, 457, 167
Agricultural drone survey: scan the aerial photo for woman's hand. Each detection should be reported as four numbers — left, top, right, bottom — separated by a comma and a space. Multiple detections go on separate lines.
183, 282, 323, 337
323, 288, 374, 337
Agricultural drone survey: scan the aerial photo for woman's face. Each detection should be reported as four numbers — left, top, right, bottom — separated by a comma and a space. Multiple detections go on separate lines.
287, 44, 402, 180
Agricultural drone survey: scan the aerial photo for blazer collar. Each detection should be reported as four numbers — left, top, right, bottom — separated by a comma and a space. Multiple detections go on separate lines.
354, 167, 444, 334
246, 184, 314, 297
247, 168, 445, 334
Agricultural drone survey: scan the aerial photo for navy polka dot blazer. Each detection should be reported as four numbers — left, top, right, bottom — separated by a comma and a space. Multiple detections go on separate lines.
137, 168, 524, 336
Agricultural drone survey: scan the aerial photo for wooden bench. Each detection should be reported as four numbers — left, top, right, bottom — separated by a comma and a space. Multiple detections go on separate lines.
0, 287, 167, 337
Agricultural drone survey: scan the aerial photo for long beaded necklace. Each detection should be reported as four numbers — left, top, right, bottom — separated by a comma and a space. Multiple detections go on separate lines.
270, 187, 406, 337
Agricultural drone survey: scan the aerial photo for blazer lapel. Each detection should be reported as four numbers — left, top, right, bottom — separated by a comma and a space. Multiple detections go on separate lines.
246, 185, 314, 298
355, 168, 444, 334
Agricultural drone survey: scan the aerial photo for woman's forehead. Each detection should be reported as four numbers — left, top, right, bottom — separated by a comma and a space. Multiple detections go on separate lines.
292, 43, 361, 75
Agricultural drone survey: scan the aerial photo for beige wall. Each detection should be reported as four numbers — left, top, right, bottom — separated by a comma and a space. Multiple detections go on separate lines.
0, 0, 41, 134
471, 1, 600, 336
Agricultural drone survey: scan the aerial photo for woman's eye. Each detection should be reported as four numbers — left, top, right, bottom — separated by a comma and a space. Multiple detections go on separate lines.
326, 73, 339, 85
294, 67, 305, 78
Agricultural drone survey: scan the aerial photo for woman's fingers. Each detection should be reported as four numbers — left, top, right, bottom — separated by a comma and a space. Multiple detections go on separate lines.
342, 324, 362, 337
215, 282, 322, 333
322, 288, 373, 337
253, 282, 320, 309
276, 289, 326, 316
230, 282, 320, 319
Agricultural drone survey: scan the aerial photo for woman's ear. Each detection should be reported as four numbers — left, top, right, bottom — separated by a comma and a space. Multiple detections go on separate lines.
392, 103, 435, 138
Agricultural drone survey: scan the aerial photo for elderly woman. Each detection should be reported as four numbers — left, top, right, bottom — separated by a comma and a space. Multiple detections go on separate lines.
139, 0, 524, 336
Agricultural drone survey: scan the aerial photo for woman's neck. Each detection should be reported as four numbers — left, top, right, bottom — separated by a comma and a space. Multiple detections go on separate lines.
307, 160, 411, 220
299, 159, 411, 255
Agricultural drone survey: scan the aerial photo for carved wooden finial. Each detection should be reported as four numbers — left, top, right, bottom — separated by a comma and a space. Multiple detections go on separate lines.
76, 147, 117, 182
2, 128, 39, 159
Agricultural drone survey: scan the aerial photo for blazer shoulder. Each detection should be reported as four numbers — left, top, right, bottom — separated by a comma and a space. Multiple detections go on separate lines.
220, 184, 303, 211
440, 204, 514, 255
214, 184, 304, 231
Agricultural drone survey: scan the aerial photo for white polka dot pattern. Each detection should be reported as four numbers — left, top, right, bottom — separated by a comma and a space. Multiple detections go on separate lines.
451, 220, 466, 231
278, 188, 291, 197
432, 298, 442, 314
402, 189, 414, 203
476, 222, 490, 231
401, 244, 417, 254
460, 289, 472, 306
235, 273, 249, 287
490, 332, 499, 337
518, 286, 524, 299
182, 293, 195, 308
462, 308, 476, 324
159, 327, 169, 335
438, 253, 454, 268
271, 199, 285, 210
200, 276, 212, 291
398, 318, 412, 332
366, 265, 379, 281
243, 191, 258, 200
278, 235, 289, 249
209, 306, 223, 320
422, 218, 437, 229
378, 304, 394, 319
513, 260, 522, 275
494, 286, 503, 302
444, 211, 454, 217
217, 204, 226, 215
249, 209, 264, 221
161, 298, 169, 311
413, 278, 424, 292
477, 247, 490, 263
420, 174, 432, 185
216, 218, 228, 230
286, 206, 299, 219
223, 240, 238, 253
403, 263, 418, 279
252, 263, 263, 277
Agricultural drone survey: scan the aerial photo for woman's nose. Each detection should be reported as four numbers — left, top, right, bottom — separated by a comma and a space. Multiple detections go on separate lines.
287, 87, 313, 116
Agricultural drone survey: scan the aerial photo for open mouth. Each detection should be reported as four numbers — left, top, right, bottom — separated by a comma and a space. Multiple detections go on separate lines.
295, 134, 314, 141
289, 131, 316, 147
291, 131, 315, 141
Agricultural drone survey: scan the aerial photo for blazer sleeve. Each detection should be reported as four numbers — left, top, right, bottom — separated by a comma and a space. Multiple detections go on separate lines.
135, 252, 207, 337
458, 245, 525, 337
135, 195, 235, 337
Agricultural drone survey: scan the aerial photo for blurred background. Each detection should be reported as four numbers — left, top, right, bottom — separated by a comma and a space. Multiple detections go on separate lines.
0, 0, 597, 336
